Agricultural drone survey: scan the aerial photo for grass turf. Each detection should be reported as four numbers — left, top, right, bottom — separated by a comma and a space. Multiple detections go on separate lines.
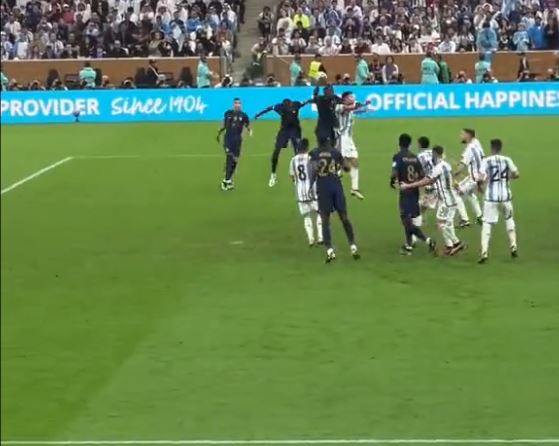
1, 117, 559, 442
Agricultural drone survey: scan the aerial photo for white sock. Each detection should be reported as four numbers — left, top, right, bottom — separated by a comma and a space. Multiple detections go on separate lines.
411, 216, 422, 245
350, 166, 359, 190
303, 216, 314, 244
467, 194, 482, 218
481, 222, 492, 256
443, 221, 459, 245
438, 221, 452, 247
315, 213, 323, 242
505, 217, 517, 249
456, 195, 469, 222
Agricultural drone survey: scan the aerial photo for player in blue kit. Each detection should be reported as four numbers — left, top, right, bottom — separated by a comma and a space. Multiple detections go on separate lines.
217, 98, 252, 191
312, 85, 342, 144
391, 133, 437, 256
254, 98, 312, 187
310, 138, 359, 263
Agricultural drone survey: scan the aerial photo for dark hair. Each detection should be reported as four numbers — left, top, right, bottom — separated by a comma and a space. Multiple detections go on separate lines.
433, 145, 444, 156
490, 138, 503, 152
399, 133, 412, 149
418, 136, 430, 149
84, 61, 91, 67
298, 138, 310, 152
341, 91, 353, 99
463, 128, 476, 137
233, 97, 241, 102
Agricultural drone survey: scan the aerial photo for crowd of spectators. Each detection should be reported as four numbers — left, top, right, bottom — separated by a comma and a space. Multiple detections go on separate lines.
258, 0, 559, 58
1, 0, 245, 62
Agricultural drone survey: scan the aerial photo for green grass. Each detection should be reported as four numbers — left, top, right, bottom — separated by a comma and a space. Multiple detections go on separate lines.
1, 117, 559, 443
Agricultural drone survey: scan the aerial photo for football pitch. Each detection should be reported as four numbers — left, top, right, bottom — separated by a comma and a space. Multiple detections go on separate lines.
1, 117, 559, 445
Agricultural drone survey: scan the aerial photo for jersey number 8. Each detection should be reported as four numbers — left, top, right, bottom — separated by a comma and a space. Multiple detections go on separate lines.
297, 164, 307, 181
407, 165, 420, 182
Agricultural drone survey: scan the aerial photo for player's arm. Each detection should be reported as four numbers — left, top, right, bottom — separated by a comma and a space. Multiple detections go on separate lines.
243, 113, 253, 136
254, 105, 274, 120
216, 113, 227, 143
390, 156, 398, 189
400, 176, 436, 190
354, 100, 371, 113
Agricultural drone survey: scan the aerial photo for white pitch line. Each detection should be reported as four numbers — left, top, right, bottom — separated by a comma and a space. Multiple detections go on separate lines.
74, 154, 270, 160
1, 440, 559, 445
0, 157, 73, 196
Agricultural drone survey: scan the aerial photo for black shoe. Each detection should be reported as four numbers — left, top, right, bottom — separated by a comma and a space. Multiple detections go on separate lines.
478, 254, 488, 264
428, 238, 437, 255
511, 247, 518, 259
476, 216, 483, 226
400, 245, 413, 256
450, 241, 465, 256
458, 220, 471, 228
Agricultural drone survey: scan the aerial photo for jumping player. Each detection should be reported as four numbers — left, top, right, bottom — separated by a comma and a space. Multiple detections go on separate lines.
401, 145, 465, 256
217, 98, 252, 191
254, 98, 311, 188
310, 137, 359, 263
335, 92, 370, 199
391, 133, 436, 256
288, 138, 323, 246
454, 128, 485, 226
312, 85, 342, 144
477, 139, 520, 264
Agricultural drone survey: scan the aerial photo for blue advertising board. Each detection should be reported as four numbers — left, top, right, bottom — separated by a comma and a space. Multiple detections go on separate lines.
1, 82, 558, 125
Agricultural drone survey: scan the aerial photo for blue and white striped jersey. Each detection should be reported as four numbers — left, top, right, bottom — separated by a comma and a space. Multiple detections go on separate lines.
480, 155, 518, 202
335, 104, 354, 138
461, 138, 485, 181
417, 149, 434, 177
429, 160, 458, 207
289, 153, 316, 203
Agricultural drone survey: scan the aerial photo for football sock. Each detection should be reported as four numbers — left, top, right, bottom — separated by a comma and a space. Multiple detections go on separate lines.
505, 217, 517, 249
341, 217, 355, 245
225, 155, 237, 181
446, 221, 460, 245
315, 213, 323, 242
321, 215, 332, 249
303, 216, 314, 244
481, 222, 492, 255
271, 147, 281, 174
402, 216, 414, 246
468, 194, 483, 218
456, 195, 469, 222
350, 166, 359, 190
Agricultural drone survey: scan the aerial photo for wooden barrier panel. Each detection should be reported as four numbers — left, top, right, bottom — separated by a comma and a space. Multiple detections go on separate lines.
268, 52, 558, 85
1, 57, 221, 86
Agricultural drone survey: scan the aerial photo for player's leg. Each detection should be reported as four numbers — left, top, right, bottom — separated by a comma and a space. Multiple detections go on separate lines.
222, 145, 239, 191
466, 192, 483, 224
479, 201, 498, 263
334, 190, 359, 258
299, 203, 315, 246
318, 191, 335, 262
503, 201, 518, 258
445, 207, 464, 255
312, 201, 323, 244
269, 131, 286, 187
456, 179, 472, 227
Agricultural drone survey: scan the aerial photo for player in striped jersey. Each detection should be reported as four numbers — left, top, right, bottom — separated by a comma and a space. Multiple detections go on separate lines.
335, 92, 370, 200
401, 145, 465, 256
477, 139, 520, 264
416, 136, 437, 215
289, 139, 323, 246
454, 128, 485, 227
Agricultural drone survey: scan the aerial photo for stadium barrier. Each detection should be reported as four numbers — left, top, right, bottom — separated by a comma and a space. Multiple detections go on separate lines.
1, 83, 558, 125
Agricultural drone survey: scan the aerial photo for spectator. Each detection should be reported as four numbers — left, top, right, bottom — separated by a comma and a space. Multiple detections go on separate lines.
79, 61, 96, 88
436, 54, 452, 84
197, 55, 214, 88
545, 13, 559, 49
321, 37, 339, 56
438, 34, 457, 53
1, 65, 8, 91
477, 21, 498, 57
421, 51, 440, 84
517, 52, 530, 78
455, 70, 473, 83
308, 53, 326, 84
258, 6, 273, 39
529, 16, 547, 50
293, 7, 310, 30
355, 53, 370, 85
290, 53, 303, 85
146, 59, 161, 87
371, 35, 390, 54
475, 53, 492, 83
482, 70, 499, 83
513, 23, 530, 51
546, 68, 559, 80
381, 56, 399, 84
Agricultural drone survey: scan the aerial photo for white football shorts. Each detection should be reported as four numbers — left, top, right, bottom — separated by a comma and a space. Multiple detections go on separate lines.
339, 135, 358, 159
298, 200, 319, 216
436, 202, 457, 222
483, 200, 514, 224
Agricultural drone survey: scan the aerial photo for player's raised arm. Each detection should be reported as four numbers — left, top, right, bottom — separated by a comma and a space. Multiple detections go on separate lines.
254, 105, 274, 120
